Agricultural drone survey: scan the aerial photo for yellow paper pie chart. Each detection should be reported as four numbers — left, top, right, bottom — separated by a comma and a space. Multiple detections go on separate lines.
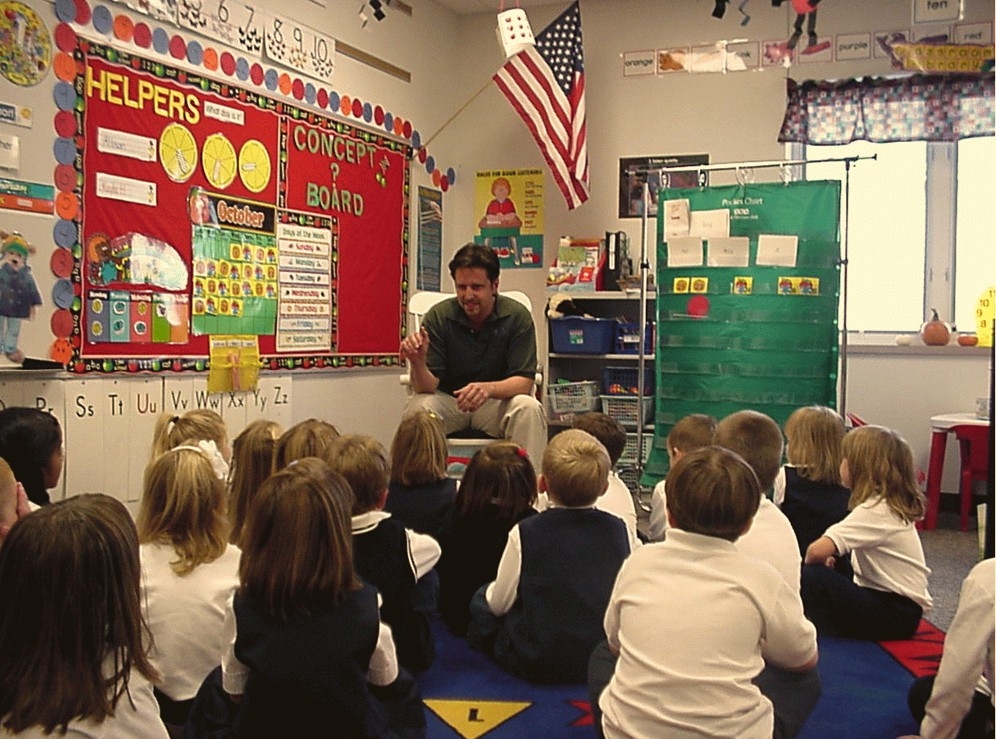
159, 123, 197, 183
202, 133, 237, 190
238, 139, 272, 193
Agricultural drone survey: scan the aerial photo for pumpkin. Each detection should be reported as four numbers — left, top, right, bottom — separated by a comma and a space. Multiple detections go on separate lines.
920, 308, 951, 346
958, 334, 980, 347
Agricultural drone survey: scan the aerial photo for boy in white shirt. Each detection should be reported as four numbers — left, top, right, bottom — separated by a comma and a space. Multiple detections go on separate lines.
591, 446, 818, 738
714, 410, 802, 590
714, 410, 822, 738
647, 413, 716, 541
573, 412, 641, 550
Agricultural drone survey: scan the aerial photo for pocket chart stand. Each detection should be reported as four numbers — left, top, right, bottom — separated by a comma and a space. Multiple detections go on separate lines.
632, 155, 875, 498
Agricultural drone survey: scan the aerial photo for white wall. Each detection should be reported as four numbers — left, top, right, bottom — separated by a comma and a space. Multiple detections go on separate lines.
0, 0, 991, 503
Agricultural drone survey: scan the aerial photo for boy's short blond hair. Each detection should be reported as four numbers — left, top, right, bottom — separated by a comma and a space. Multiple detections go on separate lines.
714, 410, 783, 492
323, 434, 390, 514
667, 413, 717, 456
666, 446, 761, 541
541, 429, 609, 508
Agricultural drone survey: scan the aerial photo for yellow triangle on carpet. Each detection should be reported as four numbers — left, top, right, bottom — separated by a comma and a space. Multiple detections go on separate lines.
424, 698, 532, 739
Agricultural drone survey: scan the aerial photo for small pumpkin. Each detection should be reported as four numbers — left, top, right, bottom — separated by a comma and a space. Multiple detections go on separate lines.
958, 334, 980, 347
920, 308, 951, 346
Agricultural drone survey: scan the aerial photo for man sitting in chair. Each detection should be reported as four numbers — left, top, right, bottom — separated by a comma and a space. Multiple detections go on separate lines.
400, 243, 546, 469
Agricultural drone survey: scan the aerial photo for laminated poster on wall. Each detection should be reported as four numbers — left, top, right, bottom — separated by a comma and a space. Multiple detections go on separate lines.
473, 169, 544, 269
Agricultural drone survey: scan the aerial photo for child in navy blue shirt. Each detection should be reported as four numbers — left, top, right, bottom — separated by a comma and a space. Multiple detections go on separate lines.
467, 429, 630, 684
773, 405, 850, 556
324, 434, 441, 673
386, 411, 456, 539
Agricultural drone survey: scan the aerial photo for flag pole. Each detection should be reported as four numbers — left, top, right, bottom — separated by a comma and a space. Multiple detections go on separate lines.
422, 77, 496, 149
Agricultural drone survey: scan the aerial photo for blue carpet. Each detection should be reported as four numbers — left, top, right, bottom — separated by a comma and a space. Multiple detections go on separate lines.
418, 616, 927, 738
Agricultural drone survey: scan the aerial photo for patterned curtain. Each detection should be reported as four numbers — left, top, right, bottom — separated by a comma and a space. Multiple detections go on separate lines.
778, 74, 995, 144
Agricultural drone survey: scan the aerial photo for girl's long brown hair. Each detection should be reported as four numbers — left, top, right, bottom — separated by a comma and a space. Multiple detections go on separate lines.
456, 441, 536, 522
0, 494, 158, 733
228, 419, 281, 546
239, 458, 360, 621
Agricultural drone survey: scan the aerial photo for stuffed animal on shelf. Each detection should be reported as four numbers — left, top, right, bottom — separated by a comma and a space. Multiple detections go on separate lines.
0, 231, 43, 364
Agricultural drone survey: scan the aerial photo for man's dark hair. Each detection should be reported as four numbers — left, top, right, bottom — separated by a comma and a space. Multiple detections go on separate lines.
448, 243, 500, 282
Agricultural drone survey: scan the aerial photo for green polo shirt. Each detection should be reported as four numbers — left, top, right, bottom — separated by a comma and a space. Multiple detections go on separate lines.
422, 294, 538, 395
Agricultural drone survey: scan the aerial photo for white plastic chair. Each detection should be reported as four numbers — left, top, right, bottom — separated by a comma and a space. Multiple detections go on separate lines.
400, 290, 542, 476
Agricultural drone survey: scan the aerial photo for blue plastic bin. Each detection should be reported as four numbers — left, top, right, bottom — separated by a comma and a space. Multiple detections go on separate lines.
550, 317, 617, 354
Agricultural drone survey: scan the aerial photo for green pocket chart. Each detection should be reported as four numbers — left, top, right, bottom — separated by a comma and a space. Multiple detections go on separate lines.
642, 180, 842, 488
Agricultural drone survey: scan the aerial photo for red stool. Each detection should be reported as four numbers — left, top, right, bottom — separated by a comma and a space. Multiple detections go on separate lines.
951, 424, 991, 532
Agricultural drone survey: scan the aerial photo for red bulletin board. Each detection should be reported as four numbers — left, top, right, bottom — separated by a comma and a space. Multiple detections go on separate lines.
68, 41, 409, 373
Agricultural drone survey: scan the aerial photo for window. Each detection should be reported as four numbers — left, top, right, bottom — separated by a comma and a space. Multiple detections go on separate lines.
801, 135, 995, 334
955, 136, 996, 333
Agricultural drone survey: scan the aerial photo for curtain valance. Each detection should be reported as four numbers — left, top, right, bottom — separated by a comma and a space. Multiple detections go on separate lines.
778, 74, 995, 144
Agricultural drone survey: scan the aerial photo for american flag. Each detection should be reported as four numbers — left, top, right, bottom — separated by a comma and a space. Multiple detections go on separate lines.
493, 2, 588, 210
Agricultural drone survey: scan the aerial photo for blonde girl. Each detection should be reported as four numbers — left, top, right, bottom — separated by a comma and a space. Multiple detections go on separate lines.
775, 405, 851, 554
436, 441, 537, 635
272, 418, 339, 469
802, 425, 932, 641
228, 419, 282, 546
386, 411, 456, 538
222, 458, 425, 737
137, 445, 241, 730
0, 494, 168, 737
150, 410, 230, 480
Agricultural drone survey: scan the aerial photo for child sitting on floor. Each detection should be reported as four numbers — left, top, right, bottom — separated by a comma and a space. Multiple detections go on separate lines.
386, 410, 456, 539
138, 445, 241, 731
0, 494, 168, 737
774, 405, 850, 555
572, 412, 641, 549
714, 410, 801, 590
468, 429, 630, 684
647, 413, 716, 541
903, 557, 993, 739
715, 410, 822, 739
436, 441, 537, 636
222, 459, 425, 738
324, 434, 441, 673
802, 424, 932, 641
590, 446, 818, 739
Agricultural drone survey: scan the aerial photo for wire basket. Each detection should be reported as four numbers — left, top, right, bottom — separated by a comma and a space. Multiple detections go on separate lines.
619, 432, 653, 468
547, 381, 601, 422
600, 394, 653, 427
602, 366, 655, 396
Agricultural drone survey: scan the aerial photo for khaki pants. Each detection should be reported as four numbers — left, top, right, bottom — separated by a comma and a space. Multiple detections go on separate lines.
404, 392, 547, 472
